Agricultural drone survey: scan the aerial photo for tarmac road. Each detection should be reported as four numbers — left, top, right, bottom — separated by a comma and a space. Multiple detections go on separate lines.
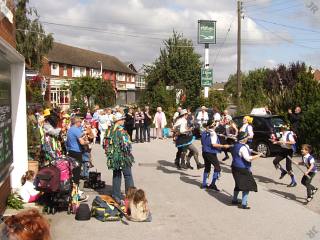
50, 138, 320, 240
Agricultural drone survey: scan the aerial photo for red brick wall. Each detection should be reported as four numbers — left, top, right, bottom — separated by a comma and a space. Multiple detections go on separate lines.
41, 58, 51, 76
0, 0, 15, 48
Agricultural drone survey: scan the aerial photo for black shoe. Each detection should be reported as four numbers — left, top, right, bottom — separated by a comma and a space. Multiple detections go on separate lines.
200, 184, 208, 189
279, 171, 287, 179
197, 163, 205, 169
175, 162, 181, 170
181, 163, 188, 169
186, 163, 193, 170
222, 156, 229, 161
239, 205, 251, 210
208, 184, 220, 191
312, 188, 318, 196
231, 199, 241, 205
287, 182, 297, 187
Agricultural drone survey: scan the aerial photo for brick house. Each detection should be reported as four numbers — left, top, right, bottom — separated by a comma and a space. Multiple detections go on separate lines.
41, 42, 137, 109
0, 0, 28, 213
314, 69, 320, 82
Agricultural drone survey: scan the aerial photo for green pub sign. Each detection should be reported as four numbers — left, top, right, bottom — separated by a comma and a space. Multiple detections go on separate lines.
198, 20, 216, 44
201, 68, 213, 87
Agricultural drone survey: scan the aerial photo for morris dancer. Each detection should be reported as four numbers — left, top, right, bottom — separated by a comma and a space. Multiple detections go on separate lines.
231, 132, 262, 209
201, 120, 230, 191
272, 124, 297, 187
173, 109, 194, 170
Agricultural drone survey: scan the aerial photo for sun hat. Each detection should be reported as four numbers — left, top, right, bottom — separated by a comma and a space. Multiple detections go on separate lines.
113, 112, 125, 122
205, 119, 216, 128
178, 109, 188, 118
201, 106, 207, 110
43, 109, 51, 117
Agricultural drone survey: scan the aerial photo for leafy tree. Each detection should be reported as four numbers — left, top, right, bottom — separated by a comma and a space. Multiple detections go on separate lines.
69, 76, 115, 112
140, 31, 202, 112
300, 100, 320, 157
15, 0, 53, 70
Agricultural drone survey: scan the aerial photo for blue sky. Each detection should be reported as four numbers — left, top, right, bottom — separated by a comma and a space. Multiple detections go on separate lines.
31, 0, 320, 82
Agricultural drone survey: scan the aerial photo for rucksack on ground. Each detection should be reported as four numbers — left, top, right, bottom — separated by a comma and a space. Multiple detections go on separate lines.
91, 196, 122, 222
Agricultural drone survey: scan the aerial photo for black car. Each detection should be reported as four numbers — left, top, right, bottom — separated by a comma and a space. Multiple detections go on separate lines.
233, 115, 286, 157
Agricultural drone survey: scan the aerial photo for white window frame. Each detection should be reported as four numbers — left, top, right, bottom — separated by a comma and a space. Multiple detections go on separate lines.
50, 87, 70, 105
51, 63, 59, 76
116, 72, 125, 82
80, 67, 86, 77
72, 66, 80, 77
63, 65, 67, 77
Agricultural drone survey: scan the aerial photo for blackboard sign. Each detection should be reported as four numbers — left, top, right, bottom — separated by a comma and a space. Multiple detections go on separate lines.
0, 59, 12, 181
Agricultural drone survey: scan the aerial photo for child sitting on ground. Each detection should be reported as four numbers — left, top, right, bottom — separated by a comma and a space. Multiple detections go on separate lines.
128, 189, 151, 222
294, 144, 318, 203
123, 186, 137, 215
19, 170, 41, 203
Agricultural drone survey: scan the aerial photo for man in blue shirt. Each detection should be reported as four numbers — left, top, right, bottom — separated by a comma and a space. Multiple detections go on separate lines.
67, 117, 89, 187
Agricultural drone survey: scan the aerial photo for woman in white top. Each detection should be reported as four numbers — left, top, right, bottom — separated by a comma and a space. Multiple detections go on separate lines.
153, 107, 167, 139
239, 116, 254, 143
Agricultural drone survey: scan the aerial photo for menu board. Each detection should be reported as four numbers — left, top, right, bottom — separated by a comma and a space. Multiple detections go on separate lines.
0, 58, 12, 179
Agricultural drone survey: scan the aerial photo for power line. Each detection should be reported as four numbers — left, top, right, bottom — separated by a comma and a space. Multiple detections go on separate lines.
253, 19, 320, 49
245, 3, 302, 14
244, 0, 292, 8
250, 17, 320, 34
213, 15, 236, 66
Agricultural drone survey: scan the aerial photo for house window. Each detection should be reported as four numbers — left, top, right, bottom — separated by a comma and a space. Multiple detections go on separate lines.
116, 73, 125, 81
63, 65, 67, 77
72, 66, 80, 77
51, 63, 59, 76
80, 67, 86, 77
91, 69, 100, 78
136, 75, 145, 88
50, 87, 70, 105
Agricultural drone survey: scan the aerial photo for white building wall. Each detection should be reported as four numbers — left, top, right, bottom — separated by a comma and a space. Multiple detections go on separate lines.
10, 62, 28, 188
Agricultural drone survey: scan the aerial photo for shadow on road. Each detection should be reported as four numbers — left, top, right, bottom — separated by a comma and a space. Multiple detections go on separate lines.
179, 175, 234, 206
157, 160, 200, 177
157, 160, 235, 207
267, 189, 306, 205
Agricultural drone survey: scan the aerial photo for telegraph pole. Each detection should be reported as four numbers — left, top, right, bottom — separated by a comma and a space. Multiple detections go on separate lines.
237, 1, 242, 107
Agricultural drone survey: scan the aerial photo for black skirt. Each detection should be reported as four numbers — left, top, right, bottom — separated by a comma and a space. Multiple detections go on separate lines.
232, 166, 258, 192
175, 134, 193, 147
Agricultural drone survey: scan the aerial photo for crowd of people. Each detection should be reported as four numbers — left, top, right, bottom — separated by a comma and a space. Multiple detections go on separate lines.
3, 103, 316, 237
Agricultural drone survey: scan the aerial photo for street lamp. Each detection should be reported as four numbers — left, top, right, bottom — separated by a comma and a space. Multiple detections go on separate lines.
97, 61, 102, 77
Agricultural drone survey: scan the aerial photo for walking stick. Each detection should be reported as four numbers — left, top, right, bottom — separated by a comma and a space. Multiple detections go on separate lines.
287, 155, 310, 179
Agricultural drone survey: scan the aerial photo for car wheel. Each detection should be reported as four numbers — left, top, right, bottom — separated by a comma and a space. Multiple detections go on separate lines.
256, 141, 270, 157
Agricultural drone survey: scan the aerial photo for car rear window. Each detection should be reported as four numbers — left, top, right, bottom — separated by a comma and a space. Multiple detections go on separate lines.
270, 117, 285, 128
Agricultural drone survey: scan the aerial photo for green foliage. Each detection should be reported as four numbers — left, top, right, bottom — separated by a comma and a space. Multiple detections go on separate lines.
140, 31, 202, 112
199, 90, 229, 112
300, 100, 320, 157
15, 0, 53, 70
69, 76, 115, 113
26, 76, 44, 105
7, 193, 24, 210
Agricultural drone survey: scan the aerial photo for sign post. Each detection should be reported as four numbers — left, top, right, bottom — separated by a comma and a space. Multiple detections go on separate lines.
198, 20, 216, 98
201, 68, 213, 87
